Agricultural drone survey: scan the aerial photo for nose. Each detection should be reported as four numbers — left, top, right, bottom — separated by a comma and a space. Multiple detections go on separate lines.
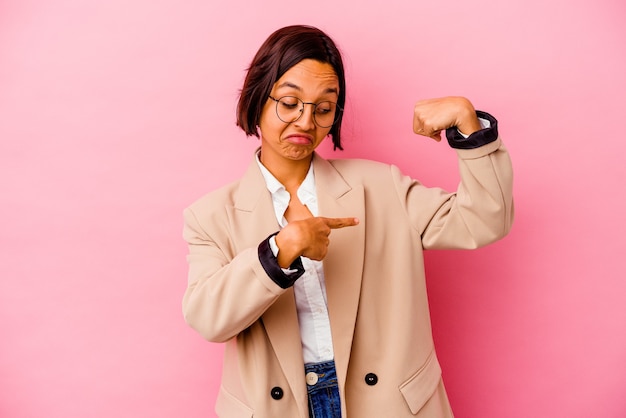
294, 103, 316, 130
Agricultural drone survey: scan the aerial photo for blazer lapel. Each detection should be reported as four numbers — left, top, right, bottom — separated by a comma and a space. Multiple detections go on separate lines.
313, 154, 366, 393
260, 287, 308, 416
233, 156, 308, 416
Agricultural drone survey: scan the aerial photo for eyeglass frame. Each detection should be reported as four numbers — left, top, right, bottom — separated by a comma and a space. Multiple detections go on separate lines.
268, 95, 343, 128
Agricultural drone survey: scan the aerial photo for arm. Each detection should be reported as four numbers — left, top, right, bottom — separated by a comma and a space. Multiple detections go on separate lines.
182, 207, 287, 342
182, 207, 358, 342
403, 97, 514, 248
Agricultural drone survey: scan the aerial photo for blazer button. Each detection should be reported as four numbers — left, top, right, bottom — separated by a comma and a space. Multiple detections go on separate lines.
270, 386, 284, 400
365, 373, 378, 386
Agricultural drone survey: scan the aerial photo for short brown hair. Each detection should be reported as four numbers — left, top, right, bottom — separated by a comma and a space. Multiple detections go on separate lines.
236, 25, 346, 150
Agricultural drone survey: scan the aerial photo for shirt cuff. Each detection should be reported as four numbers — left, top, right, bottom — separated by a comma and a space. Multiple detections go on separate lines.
258, 232, 305, 289
445, 110, 499, 149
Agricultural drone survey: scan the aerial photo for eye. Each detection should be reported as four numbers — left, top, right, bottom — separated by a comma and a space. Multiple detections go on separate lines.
315, 102, 334, 114
279, 97, 300, 109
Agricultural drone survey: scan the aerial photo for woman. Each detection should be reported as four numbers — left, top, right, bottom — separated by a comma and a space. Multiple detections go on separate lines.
182, 25, 513, 418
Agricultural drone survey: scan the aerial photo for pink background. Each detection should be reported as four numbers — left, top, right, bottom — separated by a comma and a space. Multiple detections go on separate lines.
1, 0, 625, 417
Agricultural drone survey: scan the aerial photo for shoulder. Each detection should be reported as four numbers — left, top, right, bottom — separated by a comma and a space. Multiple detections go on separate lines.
328, 157, 391, 173
185, 158, 261, 215
325, 157, 402, 184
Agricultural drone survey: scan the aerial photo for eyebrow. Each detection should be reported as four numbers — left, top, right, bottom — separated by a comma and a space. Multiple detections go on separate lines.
275, 82, 339, 95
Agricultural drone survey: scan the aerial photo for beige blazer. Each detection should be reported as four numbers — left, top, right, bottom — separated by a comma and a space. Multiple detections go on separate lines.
183, 138, 514, 417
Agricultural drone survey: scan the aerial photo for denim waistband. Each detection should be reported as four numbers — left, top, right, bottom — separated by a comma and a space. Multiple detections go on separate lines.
304, 360, 338, 394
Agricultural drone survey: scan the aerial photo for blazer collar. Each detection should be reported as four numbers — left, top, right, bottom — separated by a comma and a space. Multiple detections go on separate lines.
233, 154, 268, 213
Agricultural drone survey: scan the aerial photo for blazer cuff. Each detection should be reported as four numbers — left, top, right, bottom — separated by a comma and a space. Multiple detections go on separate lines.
258, 232, 305, 289
445, 111, 498, 150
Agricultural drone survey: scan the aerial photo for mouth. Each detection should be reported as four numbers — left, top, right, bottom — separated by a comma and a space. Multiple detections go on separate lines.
284, 133, 314, 145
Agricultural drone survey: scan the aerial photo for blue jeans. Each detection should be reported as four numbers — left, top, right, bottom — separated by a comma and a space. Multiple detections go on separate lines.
305, 360, 342, 418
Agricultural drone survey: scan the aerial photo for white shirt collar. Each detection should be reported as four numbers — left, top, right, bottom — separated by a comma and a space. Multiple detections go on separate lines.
255, 151, 317, 200
256, 151, 286, 194
255, 151, 318, 226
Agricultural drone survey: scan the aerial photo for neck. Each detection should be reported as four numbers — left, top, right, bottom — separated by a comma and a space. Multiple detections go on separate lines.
260, 152, 312, 190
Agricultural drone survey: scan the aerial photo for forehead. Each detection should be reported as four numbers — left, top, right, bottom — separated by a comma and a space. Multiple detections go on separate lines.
274, 59, 339, 96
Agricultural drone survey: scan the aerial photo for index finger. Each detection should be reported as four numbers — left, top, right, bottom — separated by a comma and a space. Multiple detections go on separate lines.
321, 217, 360, 229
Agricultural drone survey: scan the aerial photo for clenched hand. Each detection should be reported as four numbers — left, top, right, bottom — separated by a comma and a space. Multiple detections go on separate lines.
275, 217, 359, 268
413, 96, 482, 141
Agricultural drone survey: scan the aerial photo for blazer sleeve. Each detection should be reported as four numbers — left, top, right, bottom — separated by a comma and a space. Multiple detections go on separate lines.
393, 136, 514, 250
182, 207, 286, 343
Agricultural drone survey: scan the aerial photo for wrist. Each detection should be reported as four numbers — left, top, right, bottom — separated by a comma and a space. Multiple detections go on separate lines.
455, 98, 481, 136
446, 110, 499, 150
258, 233, 305, 289
275, 231, 301, 268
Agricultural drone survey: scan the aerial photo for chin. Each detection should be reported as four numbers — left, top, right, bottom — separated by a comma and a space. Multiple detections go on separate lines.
282, 145, 314, 159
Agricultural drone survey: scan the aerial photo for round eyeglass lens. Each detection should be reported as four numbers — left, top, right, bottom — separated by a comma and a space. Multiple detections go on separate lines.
275, 96, 339, 128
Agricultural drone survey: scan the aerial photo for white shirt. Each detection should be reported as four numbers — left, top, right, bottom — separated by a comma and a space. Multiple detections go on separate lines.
256, 154, 335, 364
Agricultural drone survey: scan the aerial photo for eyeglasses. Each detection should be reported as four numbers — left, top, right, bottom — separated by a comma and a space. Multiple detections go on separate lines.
268, 95, 342, 128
